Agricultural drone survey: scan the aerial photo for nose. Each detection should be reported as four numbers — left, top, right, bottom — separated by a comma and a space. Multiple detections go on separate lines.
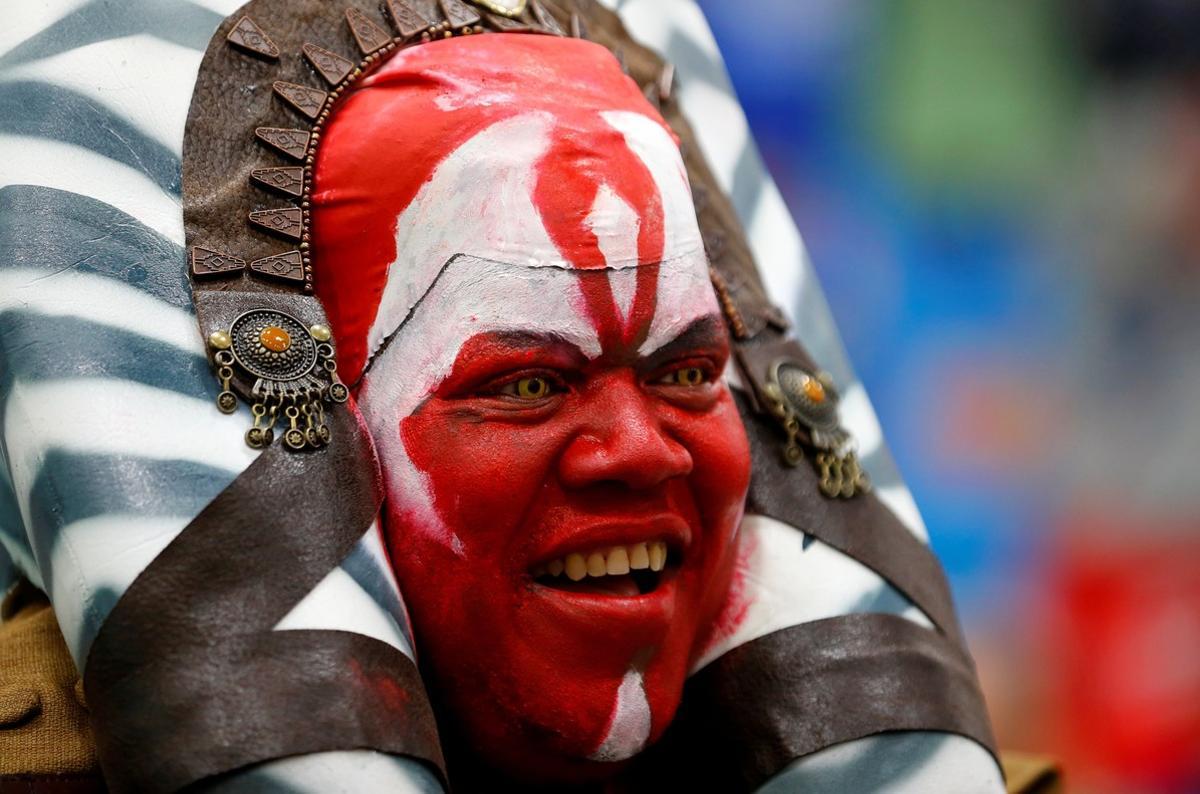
558, 374, 693, 490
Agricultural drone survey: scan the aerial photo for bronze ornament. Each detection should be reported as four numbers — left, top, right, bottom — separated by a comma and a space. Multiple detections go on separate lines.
226, 15, 281, 59
485, 12, 532, 32
386, 0, 434, 40
762, 359, 871, 498
248, 208, 304, 240
208, 308, 348, 450
250, 166, 305, 197
273, 81, 329, 120
254, 126, 311, 160
529, 0, 565, 34
345, 7, 393, 54
440, 0, 483, 30
249, 250, 305, 283
190, 246, 246, 278
302, 42, 357, 85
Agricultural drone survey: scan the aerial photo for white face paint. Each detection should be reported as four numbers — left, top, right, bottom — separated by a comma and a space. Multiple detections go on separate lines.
358, 108, 718, 553
364, 111, 563, 363
588, 668, 652, 763
362, 109, 708, 370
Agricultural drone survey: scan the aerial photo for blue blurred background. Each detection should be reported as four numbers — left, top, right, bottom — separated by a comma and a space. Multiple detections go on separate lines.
697, 1, 1200, 792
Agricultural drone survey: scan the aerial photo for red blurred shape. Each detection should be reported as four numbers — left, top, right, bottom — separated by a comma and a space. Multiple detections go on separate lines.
1045, 511, 1200, 792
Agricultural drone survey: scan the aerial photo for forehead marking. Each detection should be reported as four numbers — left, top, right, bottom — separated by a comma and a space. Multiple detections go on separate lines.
589, 185, 640, 324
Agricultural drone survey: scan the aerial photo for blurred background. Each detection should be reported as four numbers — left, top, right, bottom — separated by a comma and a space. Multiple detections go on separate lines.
696, 1, 1200, 792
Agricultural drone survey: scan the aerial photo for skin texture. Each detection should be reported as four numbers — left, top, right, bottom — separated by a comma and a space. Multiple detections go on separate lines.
310, 34, 751, 784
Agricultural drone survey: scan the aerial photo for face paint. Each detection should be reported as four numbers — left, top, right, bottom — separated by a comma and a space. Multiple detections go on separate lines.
362, 257, 749, 780
312, 34, 752, 783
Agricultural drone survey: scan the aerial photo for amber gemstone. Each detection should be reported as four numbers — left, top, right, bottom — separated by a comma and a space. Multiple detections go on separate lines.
260, 325, 292, 352
802, 377, 826, 403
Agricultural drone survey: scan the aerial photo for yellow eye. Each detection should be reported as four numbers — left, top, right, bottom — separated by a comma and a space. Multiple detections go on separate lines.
513, 376, 551, 399
667, 367, 707, 387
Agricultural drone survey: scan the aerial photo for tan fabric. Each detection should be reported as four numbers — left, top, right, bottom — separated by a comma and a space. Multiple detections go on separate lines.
0, 582, 98, 777
1002, 751, 1064, 793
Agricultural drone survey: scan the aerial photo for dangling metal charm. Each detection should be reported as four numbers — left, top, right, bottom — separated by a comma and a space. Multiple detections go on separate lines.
761, 359, 871, 499
207, 308, 349, 451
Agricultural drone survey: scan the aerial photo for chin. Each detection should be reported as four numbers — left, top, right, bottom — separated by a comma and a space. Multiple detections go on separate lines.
426, 645, 687, 788
398, 546, 735, 788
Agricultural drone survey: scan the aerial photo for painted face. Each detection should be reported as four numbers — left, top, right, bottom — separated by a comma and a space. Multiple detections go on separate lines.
311, 35, 751, 783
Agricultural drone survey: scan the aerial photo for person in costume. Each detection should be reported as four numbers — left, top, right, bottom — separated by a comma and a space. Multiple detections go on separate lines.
0, 0, 1055, 791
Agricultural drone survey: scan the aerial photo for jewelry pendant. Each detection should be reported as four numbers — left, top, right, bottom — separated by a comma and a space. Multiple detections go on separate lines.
207, 308, 348, 451
762, 359, 871, 499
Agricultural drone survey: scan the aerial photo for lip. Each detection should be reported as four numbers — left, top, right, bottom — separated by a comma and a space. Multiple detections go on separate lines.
527, 567, 682, 634
519, 514, 690, 631
525, 513, 692, 569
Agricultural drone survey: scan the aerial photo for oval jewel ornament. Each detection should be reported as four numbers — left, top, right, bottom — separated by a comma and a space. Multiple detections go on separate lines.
207, 309, 349, 451
762, 359, 871, 499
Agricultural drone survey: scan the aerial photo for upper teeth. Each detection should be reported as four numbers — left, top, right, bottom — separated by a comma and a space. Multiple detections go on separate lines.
534, 541, 669, 582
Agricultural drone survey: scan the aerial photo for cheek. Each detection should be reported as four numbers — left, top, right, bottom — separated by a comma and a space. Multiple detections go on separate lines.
675, 391, 752, 532
397, 404, 567, 560
665, 390, 751, 632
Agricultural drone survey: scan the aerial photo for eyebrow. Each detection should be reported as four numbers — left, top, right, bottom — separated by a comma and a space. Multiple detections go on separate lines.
640, 314, 729, 364
486, 330, 588, 355
454, 330, 591, 369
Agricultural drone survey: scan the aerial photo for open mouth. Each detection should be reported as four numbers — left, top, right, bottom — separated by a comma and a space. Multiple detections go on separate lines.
530, 541, 676, 597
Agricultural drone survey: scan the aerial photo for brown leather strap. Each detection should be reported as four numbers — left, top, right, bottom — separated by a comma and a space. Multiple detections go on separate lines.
733, 341, 967, 649
88, 631, 437, 793
656, 615, 999, 793
83, 407, 446, 793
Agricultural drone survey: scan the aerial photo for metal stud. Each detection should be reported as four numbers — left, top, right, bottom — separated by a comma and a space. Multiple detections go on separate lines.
273, 81, 328, 120
346, 7, 394, 54
249, 251, 306, 283
440, 0, 482, 29
387, 0, 434, 38
250, 166, 305, 197
248, 208, 304, 241
191, 246, 246, 278
302, 43, 356, 85
255, 127, 312, 161
226, 16, 280, 59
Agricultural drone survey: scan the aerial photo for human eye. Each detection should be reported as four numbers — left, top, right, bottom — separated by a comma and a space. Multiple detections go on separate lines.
652, 361, 716, 388
491, 371, 567, 402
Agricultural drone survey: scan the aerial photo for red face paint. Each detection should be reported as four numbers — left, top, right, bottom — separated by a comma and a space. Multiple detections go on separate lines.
391, 309, 750, 780
310, 32, 752, 783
